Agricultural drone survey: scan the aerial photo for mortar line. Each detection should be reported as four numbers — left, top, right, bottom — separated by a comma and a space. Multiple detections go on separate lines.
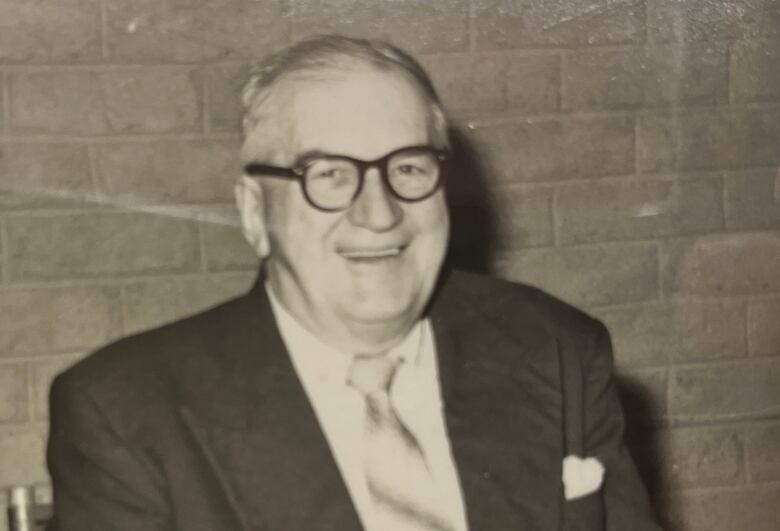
99, 0, 110, 61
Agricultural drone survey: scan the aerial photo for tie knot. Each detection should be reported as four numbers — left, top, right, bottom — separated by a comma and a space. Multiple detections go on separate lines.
347, 354, 402, 396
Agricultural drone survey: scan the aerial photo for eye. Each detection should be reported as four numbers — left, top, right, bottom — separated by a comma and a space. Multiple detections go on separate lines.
396, 164, 426, 175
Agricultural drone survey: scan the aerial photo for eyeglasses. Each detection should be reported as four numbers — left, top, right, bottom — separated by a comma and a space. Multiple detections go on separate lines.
244, 145, 448, 212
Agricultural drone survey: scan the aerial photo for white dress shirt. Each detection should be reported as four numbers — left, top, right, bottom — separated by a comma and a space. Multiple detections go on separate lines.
266, 285, 469, 531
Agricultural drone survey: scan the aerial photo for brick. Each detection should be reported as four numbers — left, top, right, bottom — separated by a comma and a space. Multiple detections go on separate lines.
122, 274, 254, 335
0, 143, 93, 210
746, 421, 780, 482
473, 0, 644, 50
665, 484, 780, 531
732, 39, 780, 102
200, 206, 259, 272
470, 116, 634, 184
102, 70, 202, 133
557, 177, 724, 244
597, 301, 746, 368
749, 299, 780, 357
0, 429, 48, 486
31, 356, 80, 420
94, 140, 239, 204
6, 212, 201, 281
615, 367, 668, 427
639, 108, 780, 173
420, 53, 507, 113
0, 286, 122, 356
669, 358, 780, 422
0, 363, 27, 424
505, 54, 561, 113
493, 243, 658, 307
647, 0, 780, 42
104, 0, 291, 63
207, 63, 249, 133
487, 185, 554, 250
565, 44, 728, 110
9, 71, 107, 135
725, 168, 780, 231
292, 0, 468, 54
661, 232, 780, 297
663, 427, 745, 489
0, 0, 101, 64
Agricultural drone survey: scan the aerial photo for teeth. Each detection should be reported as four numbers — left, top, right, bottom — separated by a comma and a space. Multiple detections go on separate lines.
340, 247, 401, 259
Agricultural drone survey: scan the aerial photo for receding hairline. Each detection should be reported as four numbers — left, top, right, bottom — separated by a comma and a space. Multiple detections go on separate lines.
239, 35, 450, 150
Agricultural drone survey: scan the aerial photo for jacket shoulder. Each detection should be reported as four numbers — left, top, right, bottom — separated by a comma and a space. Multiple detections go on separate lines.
440, 269, 607, 340
53, 292, 250, 401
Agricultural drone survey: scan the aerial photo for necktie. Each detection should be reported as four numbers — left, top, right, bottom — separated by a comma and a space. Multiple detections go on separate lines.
348, 354, 455, 531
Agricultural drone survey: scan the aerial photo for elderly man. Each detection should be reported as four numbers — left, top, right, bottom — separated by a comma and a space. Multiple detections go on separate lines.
47, 36, 661, 531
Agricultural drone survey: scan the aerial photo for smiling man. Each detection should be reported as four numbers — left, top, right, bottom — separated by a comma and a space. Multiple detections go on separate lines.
47, 36, 662, 531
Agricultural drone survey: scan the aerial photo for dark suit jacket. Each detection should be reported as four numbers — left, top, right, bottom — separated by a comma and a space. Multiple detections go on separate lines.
47, 269, 662, 531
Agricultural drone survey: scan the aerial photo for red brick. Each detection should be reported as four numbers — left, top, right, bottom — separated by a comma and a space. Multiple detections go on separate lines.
9, 71, 107, 135
0, 143, 94, 210
487, 185, 554, 250
200, 206, 259, 272
473, 0, 644, 50
0, 0, 101, 64
206, 63, 249, 133
31, 356, 80, 420
102, 70, 202, 133
749, 299, 780, 357
493, 243, 658, 307
104, 0, 291, 63
557, 177, 724, 245
6, 212, 201, 281
665, 484, 780, 531
94, 140, 238, 204
732, 39, 780, 102
470, 116, 634, 184
122, 274, 254, 335
505, 54, 561, 113
565, 44, 728, 110
669, 358, 780, 422
597, 301, 746, 368
0, 285, 122, 356
420, 53, 507, 113
639, 108, 780, 173
746, 421, 780, 482
647, 0, 780, 42
661, 232, 780, 297
292, 0, 468, 53
0, 363, 27, 424
724, 168, 780, 231
0, 429, 48, 486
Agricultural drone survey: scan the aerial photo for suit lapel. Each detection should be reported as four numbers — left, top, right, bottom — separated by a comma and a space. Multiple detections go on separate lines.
430, 273, 564, 531
173, 279, 363, 531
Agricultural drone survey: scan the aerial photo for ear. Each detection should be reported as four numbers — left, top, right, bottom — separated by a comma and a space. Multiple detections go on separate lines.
234, 176, 271, 259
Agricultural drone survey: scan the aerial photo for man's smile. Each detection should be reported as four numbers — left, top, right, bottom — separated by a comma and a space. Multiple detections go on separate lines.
337, 245, 406, 261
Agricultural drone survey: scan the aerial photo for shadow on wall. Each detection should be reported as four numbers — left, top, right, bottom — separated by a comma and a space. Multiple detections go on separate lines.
445, 126, 496, 273
446, 126, 669, 524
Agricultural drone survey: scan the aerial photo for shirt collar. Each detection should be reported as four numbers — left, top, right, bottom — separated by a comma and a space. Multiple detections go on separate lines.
265, 283, 427, 386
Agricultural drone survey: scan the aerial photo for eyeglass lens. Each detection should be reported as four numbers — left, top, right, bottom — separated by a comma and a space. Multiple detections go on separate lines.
303, 149, 441, 210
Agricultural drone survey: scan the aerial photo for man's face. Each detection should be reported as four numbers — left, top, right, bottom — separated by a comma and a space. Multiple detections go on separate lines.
239, 67, 450, 351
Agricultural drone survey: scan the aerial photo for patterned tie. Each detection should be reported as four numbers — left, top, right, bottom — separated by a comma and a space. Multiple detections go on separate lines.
347, 354, 455, 531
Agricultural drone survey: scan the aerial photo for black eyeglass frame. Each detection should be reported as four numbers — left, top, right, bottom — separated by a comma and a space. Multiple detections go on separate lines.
243, 144, 449, 212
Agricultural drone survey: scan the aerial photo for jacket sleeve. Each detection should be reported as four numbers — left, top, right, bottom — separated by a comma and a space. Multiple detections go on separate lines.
47, 373, 172, 531
582, 322, 664, 531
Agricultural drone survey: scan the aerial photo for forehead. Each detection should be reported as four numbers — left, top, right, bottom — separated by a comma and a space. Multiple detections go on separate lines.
247, 67, 433, 164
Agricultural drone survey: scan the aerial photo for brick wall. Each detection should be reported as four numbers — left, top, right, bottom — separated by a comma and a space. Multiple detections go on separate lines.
0, 1, 778, 529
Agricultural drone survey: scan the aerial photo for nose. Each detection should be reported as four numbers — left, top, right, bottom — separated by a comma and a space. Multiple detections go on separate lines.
346, 167, 403, 231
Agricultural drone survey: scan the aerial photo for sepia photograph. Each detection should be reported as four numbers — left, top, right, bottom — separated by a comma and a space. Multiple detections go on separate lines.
1, 1, 779, 530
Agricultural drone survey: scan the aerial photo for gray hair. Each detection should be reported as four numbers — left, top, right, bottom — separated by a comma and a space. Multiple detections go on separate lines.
240, 34, 450, 149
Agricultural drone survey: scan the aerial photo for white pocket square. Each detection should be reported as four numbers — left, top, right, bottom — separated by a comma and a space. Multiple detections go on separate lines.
562, 455, 604, 500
